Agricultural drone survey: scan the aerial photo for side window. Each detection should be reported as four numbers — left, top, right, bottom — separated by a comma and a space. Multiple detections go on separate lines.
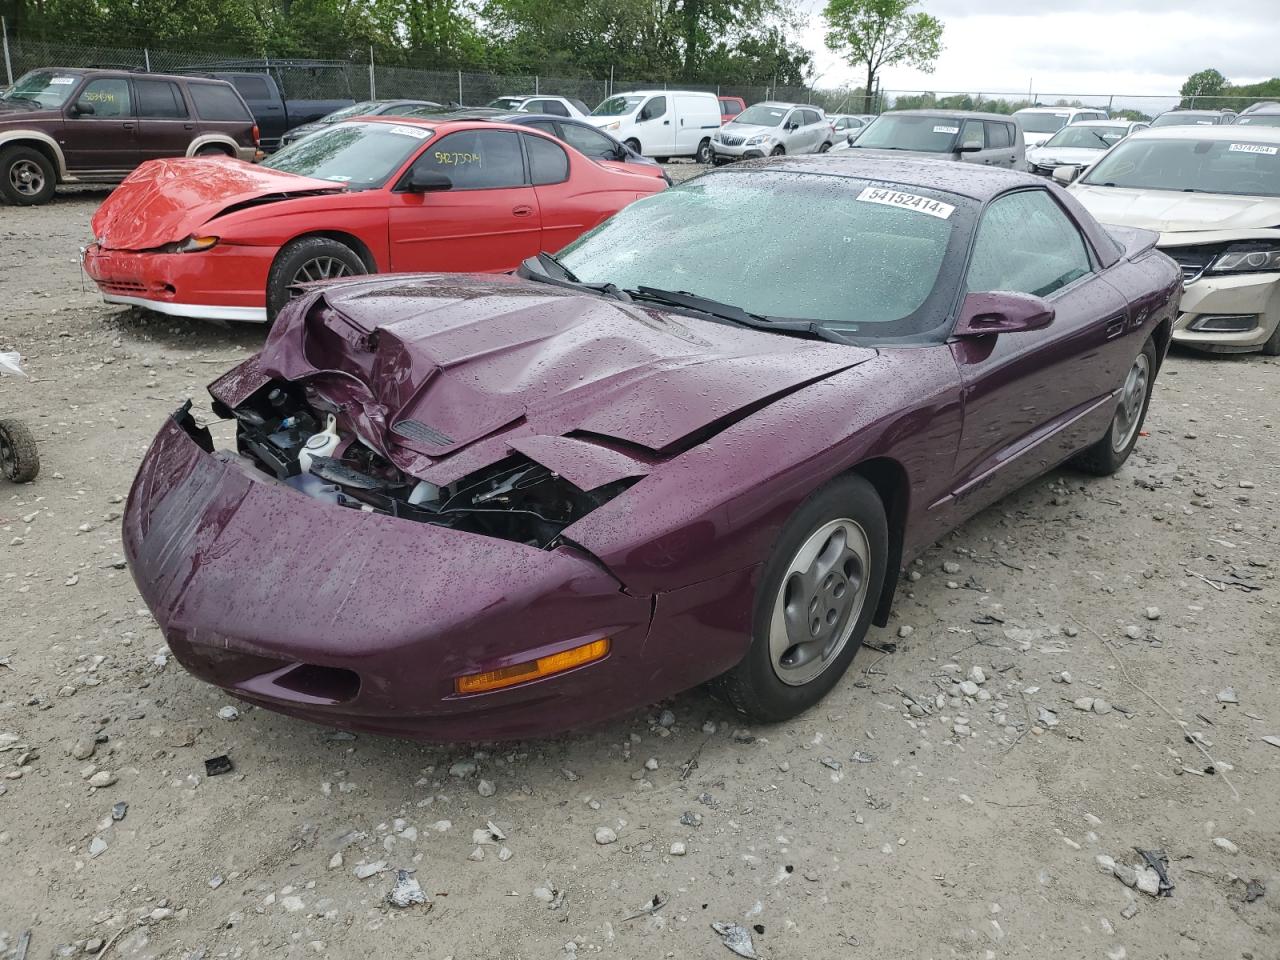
382, 103, 420, 116
805, 110, 823, 126
984, 121, 1011, 148
966, 190, 1093, 298
960, 119, 985, 149
134, 79, 188, 119
411, 130, 525, 189
541, 100, 569, 117
640, 96, 667, 121
560, 122, 615, 158
75, 78, 131, 118
525, 119, 559, 137
524, 134, 569, 185
231, 75, 272, 101
189, 83, 252, 122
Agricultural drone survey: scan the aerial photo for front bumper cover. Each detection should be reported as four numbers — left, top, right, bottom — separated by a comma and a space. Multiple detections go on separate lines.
1171, 269, 1280, 351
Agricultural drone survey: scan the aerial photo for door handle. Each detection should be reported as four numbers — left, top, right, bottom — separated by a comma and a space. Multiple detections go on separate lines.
184, 123, 195, 130
512, 205, 533, 217
663, 120, 670, 125
122, 122, 135, 130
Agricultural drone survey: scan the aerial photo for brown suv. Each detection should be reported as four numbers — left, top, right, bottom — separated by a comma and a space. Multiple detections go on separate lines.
0, 67, 261, 205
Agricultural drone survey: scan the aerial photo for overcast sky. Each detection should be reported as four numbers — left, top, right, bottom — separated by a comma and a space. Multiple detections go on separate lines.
801, 0, 1280, 103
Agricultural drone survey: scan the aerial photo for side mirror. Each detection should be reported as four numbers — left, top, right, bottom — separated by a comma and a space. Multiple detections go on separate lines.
70, 101, 95, 116
958, 141, 983, 153
406, 169, 452, 193
953, 291, 1055, 337
785, 121, 799, 131
846, 133, 855, 146
1052, 164, 1081, 185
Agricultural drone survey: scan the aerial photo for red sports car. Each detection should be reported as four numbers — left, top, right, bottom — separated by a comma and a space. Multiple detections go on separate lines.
83, 116, 666, 323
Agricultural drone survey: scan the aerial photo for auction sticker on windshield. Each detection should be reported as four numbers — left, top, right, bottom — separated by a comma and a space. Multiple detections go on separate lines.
933, 125, 960, 134
50, 77, 76, 84
388, 125, 429, 139
857, 187, 955, 220
1228, 143, 1278, 156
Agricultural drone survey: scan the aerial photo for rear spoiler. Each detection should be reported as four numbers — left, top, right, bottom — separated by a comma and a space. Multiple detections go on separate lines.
1105, 224, 1160, 261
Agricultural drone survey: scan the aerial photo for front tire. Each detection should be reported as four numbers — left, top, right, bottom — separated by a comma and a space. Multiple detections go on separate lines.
266, 237, 367, 322
624, 138, 641, 154
711, 474, 888, 723
1261, 317, 1280, 356
695, 138, 713, 164
818, 141, 832, 153
770, 145, 785, 156
1072, 338, 1157, 475
0, 146, 56, 206
0, 419, 40, 483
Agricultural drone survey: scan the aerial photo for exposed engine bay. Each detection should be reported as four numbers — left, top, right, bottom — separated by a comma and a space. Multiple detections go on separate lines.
211, 382, 636, 549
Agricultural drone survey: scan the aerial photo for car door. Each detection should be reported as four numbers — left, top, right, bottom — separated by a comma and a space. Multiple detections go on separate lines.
61, 76, 139, 172
636, 95, 674, 154
957, 119, 986, 164
982, 120, 1018, 167
523, 132, 591, 252
386, 129, 541, 273
134, 78, 194, 162
947, 188, 1130, 517
802, 109, 826, 151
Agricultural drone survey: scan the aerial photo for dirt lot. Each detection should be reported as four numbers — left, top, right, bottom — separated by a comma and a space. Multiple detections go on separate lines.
1, 186, 1277, 960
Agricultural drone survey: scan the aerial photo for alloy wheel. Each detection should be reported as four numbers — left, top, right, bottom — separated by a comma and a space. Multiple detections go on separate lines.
9, 158, 45, 197
292, 256, 355, 286
1111, 351, 1150, 453
768, 518, 870, 686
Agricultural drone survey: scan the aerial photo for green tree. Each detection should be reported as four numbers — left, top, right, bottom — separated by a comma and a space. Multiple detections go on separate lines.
1180, 68, 1227, 106
823, 0, 942, 112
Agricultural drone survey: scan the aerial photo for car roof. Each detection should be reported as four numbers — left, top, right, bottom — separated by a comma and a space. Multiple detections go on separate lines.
26, 65, 224, 84
1069, 119, 1134, 127
741, 154, 1046, 201
886, 109, 1018, 122
1126, 124, 1280, 143
1014, 106, 1097, 114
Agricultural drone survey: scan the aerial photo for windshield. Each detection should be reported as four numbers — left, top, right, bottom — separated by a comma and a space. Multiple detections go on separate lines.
1082, 137, 1280, 197
592, 95, 643, 117
1, 70, 80, 108
852, 115, 961, 152
1150, 112, 1219, 127
1042, 125, 1128, 150
488, 97, 526, 110
556, 171, 967, 338
732, 104, 788, 127
1237, 114, 1280, 127
1015, 111, 1070, 134
263, 121, 431, 188
318, 101, 381, 124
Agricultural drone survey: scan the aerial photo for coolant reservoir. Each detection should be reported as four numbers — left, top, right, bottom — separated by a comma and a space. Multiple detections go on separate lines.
298, 414, 340, 474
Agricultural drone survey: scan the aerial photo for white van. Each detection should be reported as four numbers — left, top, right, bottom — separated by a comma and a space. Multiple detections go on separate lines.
588, 90, 722, 163
1012, 106, 1109, 148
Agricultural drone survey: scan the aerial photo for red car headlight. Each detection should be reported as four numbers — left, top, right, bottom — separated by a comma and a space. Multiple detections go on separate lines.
178, 235, 219, 253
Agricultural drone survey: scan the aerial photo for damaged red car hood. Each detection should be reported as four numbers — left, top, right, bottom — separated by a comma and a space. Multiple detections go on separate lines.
221, 274, 877, 482
91, 158, 345, 251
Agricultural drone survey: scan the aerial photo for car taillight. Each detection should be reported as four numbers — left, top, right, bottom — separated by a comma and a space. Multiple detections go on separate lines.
252, 124, 260, 146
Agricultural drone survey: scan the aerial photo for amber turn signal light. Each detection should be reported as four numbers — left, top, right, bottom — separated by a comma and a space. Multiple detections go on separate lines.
454, 638, 610, 695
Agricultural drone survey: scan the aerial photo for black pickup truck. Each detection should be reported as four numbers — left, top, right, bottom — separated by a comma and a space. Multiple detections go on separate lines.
180, 60, 355, 150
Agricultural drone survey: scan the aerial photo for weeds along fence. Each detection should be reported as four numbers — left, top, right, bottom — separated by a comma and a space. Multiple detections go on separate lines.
2, 30, 1270, 119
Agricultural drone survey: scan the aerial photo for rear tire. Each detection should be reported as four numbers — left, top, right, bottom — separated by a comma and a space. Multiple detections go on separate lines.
710, 474, 888, 723
1260, 318, 1280, 356
1071, 338, 1157, 476
194, 144, 233, 158
695, 138, 713, 164
266, 237, 367, 323
0, 419, 40, 483
0, 145, 56, 206
818, 141, 832, 153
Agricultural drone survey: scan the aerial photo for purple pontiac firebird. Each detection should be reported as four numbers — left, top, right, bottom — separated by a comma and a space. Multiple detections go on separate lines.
123, 156, 1181, 741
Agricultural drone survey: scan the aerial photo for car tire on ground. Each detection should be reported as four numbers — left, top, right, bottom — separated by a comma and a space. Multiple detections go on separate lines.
0, 145, 57, 206
1071, 337, 1158, 476
695, 138, 713, 164
818, 141, 832, 152
624, 138, 641, 154
710, 474, 888, 723
1261, 318, 1280, 356
0, 418, 40, 483
194, 144, 233, 158
770, 145, 785, 156
266, 236, 368, 323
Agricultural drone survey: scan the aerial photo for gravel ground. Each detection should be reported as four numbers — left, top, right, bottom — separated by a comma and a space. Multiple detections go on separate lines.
1, 188, 1277, 960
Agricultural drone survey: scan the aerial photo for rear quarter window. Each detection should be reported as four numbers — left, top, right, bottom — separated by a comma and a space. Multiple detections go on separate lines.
189, 83, 252, 122
230, 75, 273, 101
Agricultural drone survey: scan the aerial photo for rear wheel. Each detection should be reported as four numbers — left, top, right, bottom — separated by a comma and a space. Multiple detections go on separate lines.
266, 237, 367, 322
1072, 338, 1157, 475
710, 474, 887, 722
194, 144, 233, 158
0, 146, 56, 206
0, 419, 40, 483
818, 141, 832, 153
695, 138, 713, 164
1261, 317, 1280, 356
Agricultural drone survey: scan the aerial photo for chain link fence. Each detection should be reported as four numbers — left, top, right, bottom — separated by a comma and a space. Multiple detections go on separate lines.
4, 32, 1274, 120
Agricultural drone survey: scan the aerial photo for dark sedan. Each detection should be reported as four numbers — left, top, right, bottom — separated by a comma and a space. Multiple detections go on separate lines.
279, 99, 442, 146
123, 157, 1180, 741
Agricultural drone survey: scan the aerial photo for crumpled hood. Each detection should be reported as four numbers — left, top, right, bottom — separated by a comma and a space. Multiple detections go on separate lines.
1070, 183, 1280, 234
721, 122, 782, 140
1026, 145, 1104, 167
90, 157, 344, 251
219, 274, 876, 483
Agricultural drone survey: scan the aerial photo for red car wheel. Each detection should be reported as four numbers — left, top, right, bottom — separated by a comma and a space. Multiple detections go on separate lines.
267, 237, 368, 322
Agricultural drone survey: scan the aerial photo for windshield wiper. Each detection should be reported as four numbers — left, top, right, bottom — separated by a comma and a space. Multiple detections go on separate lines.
518, 252, 628, 300
626, 286, 848, 343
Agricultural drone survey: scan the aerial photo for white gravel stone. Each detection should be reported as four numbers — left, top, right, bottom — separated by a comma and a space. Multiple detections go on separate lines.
354, 861, 388, 880
1212, 837, 1238, 854
217, 705, 239, 721
88, 837, 108, 858
1144, 606, 1161, 620
968, 666, 986, 684
594, 826, 618, 845
87, 771, 117, 788
477, 778, 496, 797
959, 680, 980, 697
670, 841, 687, 856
